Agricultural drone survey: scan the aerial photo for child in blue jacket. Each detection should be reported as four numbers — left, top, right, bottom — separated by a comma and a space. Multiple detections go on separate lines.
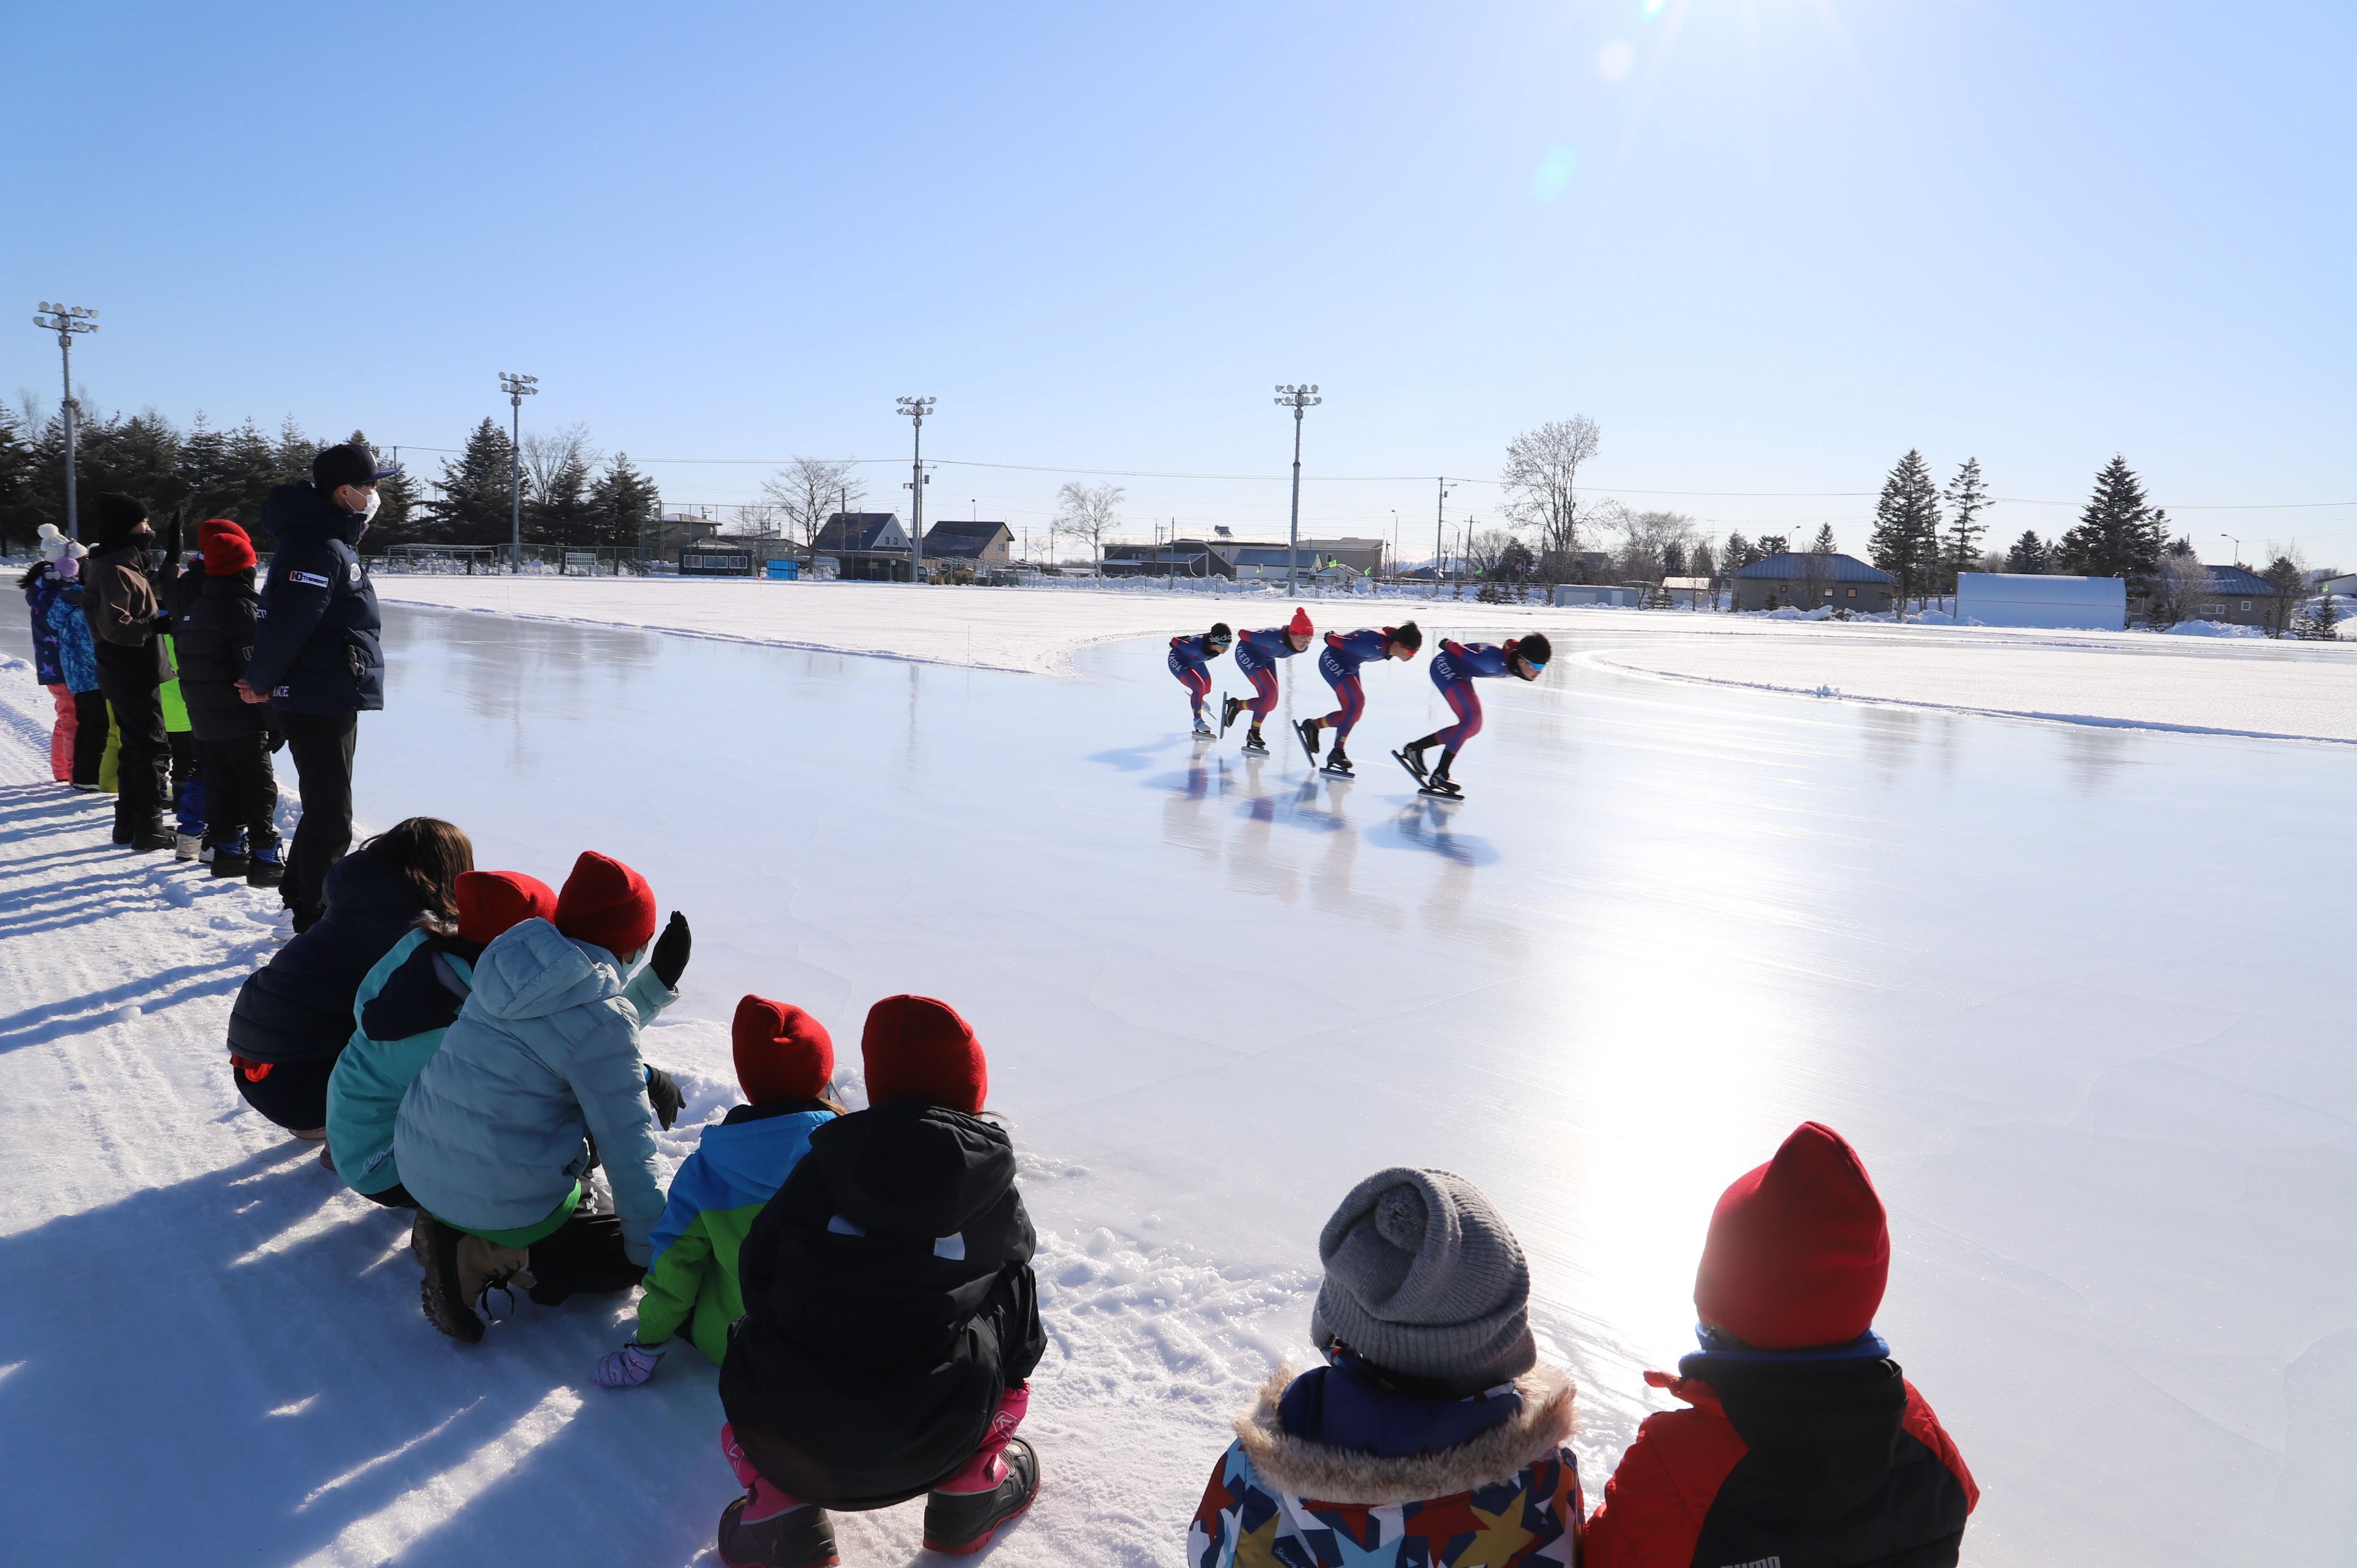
595, 995, 841, 1387
1398, 632, 1551, 795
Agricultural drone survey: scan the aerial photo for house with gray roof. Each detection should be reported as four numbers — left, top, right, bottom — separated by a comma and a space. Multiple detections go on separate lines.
1732, 552, 1894, 612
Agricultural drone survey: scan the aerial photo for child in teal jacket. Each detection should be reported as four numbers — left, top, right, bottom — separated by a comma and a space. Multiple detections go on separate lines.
326, 870, 558, 1204
595, 995, 839, 1386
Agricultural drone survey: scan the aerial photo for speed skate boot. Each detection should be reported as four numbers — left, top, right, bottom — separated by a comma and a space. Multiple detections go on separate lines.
1425, 750, 1463, 796
717, 1497, 838, 1568
1240, 727, 1269, 755
1219, 694, 1245, 735
1325, 744, 1354, 774
1295, 718, 1322, 764
1191, 714, 1215, 739
1396, 738, 1434, 781
922, 1437, 1040, 1556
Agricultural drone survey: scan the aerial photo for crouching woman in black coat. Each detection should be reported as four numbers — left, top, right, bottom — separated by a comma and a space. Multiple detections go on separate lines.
716, 995, 1043, 1568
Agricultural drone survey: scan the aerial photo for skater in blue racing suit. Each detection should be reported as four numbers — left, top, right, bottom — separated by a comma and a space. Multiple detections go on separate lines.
1398, 632, 1550, 793
1222, 606, 1313, 752
1296, 622, 1420, 772
1168, 624, 1232, 734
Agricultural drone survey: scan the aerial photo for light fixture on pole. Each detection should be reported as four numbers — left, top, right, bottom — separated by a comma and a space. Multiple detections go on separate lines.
32, 302, 100, 540
1274, 384, 1321, 591
2219, 532, 2240, 568
500, 372, 538, 570
1434, 479, 1455, 584
897, 397, 935, 583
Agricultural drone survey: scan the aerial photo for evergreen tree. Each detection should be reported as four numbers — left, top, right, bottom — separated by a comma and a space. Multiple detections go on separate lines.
1755, 533, 1790, 557
587, 453, 661, 552
1724, 531, 1755, 567
1869, 449, 1943, 611
2057, 456, 2163, 577
1942, 457, 1992, 588
1662, 540, 1687, 577
426, 417, 523, 546
342, 429, 427, 548
2004, 530, 2048, 573
0, 401, 37, 551
1809, 523, 1837, 555
1689, 539, 1716, 578
2293, 590, 2342, 641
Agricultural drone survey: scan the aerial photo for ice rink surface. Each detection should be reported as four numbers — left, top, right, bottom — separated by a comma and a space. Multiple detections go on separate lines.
2, 598, 2352, 1566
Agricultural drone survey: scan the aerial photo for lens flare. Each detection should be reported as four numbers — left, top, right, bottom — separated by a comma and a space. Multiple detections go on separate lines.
1531, 146, 1577, 201
1597, 40, 1636, 81
1642, 0, 1669, 15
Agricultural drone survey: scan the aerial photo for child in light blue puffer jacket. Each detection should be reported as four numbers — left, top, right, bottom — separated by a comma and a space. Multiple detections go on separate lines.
394, 851, 693, 1344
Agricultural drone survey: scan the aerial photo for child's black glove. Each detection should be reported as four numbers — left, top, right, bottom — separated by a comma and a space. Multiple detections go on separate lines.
650, 911, 691, 988
644, 1066, 683, 1130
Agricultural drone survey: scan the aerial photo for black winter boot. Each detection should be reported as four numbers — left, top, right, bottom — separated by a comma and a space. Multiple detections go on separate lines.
717, 1496, 838, 1568
416, 1217, 485, 1344
922, 1437, 1040, 1556
131, 816, 175, 853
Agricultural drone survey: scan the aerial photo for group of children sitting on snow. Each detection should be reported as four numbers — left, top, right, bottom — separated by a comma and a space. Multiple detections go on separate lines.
226, 821, 1979, 1568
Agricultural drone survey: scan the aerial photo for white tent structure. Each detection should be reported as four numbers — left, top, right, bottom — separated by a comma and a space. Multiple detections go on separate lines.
1956, 572, 2126, 629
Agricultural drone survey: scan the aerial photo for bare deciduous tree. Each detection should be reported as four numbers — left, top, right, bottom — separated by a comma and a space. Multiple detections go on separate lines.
2146, 552, 2215, 627
1613, 509, 1697, 584
763, 457, 869, 556
1052, 480, 1126, 570
521, 423, 598, 504
1502, 415, 1602, 578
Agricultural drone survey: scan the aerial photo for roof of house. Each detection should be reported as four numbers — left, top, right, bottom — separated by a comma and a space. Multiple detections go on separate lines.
921, 520, 1012, 556
816, 513, 904, 551
2196, 564, 2278, 595
1733, 551, 1894, 583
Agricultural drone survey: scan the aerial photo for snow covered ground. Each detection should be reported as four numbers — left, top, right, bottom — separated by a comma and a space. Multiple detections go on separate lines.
2, 593, 2353, 1567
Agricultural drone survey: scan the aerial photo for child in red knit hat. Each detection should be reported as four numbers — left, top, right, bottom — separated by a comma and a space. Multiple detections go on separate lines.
594, 996, 844, 1389
713, 995, 1043, 1567
1585, 1122, 1979, 1568
1222, 606, 1314, 754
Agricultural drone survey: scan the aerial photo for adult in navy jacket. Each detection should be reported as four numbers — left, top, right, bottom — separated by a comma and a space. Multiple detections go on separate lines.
1584, 1123, 1978, 1568
224, 817, 473, 1141
242, 442, 399, 926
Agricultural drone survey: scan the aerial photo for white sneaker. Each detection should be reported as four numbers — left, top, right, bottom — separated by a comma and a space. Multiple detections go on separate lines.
175, 833, 201, 861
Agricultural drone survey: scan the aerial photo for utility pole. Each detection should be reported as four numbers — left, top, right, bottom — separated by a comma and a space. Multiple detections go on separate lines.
897, 396, 935, 583
1274, 385, 1321, 591
1435, 479, 1455, 589
500, 372, 538, 570
32, 303, 99, 540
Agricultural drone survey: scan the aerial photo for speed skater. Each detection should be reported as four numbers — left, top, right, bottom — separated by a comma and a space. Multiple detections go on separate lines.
1295, 622, 1421, 773
1221, 606, 1313, 753
1396, 632, 1551, 795
1168, 623, 1233, 736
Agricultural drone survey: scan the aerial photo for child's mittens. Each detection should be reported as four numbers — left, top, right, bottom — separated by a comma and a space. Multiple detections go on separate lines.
594, 1339, 666, 1388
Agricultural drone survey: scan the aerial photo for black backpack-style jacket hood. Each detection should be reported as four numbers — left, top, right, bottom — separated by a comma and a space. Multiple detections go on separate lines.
720, 1101, 1044, 1510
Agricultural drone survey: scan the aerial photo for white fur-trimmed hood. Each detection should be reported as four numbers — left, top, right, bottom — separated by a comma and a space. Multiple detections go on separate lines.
1232, 1362, 1579, 1507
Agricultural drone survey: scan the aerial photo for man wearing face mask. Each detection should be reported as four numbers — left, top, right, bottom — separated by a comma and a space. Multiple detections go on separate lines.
241, 442, 398, 930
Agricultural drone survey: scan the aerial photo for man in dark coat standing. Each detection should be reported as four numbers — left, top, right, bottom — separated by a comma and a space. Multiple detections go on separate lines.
80, 492, 177, 850
240, 442, 396, 928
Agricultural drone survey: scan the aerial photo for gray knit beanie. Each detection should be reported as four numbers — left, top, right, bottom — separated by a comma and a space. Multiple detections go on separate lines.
1309, 1167, 1535, 1395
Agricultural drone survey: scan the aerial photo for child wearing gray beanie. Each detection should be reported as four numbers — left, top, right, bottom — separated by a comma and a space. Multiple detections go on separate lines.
1187, 1168, 1584, 1568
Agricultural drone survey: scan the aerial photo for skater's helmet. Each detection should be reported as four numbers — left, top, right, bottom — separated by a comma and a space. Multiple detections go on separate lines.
1507, 632, 1551, 675
1384, 621, 1423, 655
1207, 622, 1232, 647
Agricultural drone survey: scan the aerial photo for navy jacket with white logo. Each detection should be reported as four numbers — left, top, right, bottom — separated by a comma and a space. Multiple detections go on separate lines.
248, 483, 384, 714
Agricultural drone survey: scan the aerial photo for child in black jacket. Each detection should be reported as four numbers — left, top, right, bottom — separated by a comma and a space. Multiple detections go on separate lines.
716, 995, 1043, 1567
175, 522, 280, 883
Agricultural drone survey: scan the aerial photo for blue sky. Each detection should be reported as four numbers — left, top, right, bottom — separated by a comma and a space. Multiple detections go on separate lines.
7, 1, 2351, 563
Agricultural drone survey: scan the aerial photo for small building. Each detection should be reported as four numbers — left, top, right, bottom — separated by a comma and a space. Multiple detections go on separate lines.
1295, 537, 1385, 576
1732, 552, 1894, 612
1103, 539, 1231, 578
2177, 564, 2278, 627
678, 546, 755, 577
813, 512, 909, 554
921, 520, 1014, 565
1660, 575, 1714, 609
1552, 583, 1644, 608
1959, 572, 2126, 629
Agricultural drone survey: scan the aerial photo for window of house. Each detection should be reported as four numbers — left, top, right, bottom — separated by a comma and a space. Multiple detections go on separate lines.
1845, 587, 1858, 598
2240, 600, 2252, 612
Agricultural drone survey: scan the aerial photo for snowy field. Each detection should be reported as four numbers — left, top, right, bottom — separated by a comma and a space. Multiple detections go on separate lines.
372, 575, 2357, 742
2, 589, 2354, 1567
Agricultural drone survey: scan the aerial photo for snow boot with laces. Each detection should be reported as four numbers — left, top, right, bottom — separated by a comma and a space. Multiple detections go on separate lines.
417, 1218, 534, 1343
922, 1437, 1040, 1556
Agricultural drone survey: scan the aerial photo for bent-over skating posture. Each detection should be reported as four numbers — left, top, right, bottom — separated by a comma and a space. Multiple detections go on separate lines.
1221, 606, 1313, 754
1394, 632, 1550, 798
1167, 623, 1233, 737
1295, 621, 1420, 774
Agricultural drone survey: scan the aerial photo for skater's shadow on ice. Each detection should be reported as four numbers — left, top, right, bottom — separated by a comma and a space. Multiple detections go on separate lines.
1371, 800, 1498, 867
1084, 740, 1169, 772
0, 1140, 732, 1563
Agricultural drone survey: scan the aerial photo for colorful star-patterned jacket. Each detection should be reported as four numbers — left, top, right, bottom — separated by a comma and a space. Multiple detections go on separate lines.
1189, 1363, 1585, 1568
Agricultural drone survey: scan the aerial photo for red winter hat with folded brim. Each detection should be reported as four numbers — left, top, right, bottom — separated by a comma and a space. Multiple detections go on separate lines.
1287, 605, 1314, 638
553, 851, 658, 960
1694, 1122, 1890, 1349
734, 995, 836, 1106
861, 994, 986, 1114
202, 522, 256, 575
454, 870, 558, 946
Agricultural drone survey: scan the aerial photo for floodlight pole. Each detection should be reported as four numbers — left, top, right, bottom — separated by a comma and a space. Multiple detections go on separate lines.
2220, 533, 2240, 569
1435, 479, 1455, 593
32, 303, 100, 540
500, 372, 538, 570
1274, 385, 1321, 591
897, 397, 935, 583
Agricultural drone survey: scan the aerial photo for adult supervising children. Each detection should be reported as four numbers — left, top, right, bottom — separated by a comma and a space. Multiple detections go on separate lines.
240, 442, 398, 931
1394, 631, 1551, 798
1167, 623, 1232, 737
1295, 621, 1420, 775
1220, 606, 1313, 755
